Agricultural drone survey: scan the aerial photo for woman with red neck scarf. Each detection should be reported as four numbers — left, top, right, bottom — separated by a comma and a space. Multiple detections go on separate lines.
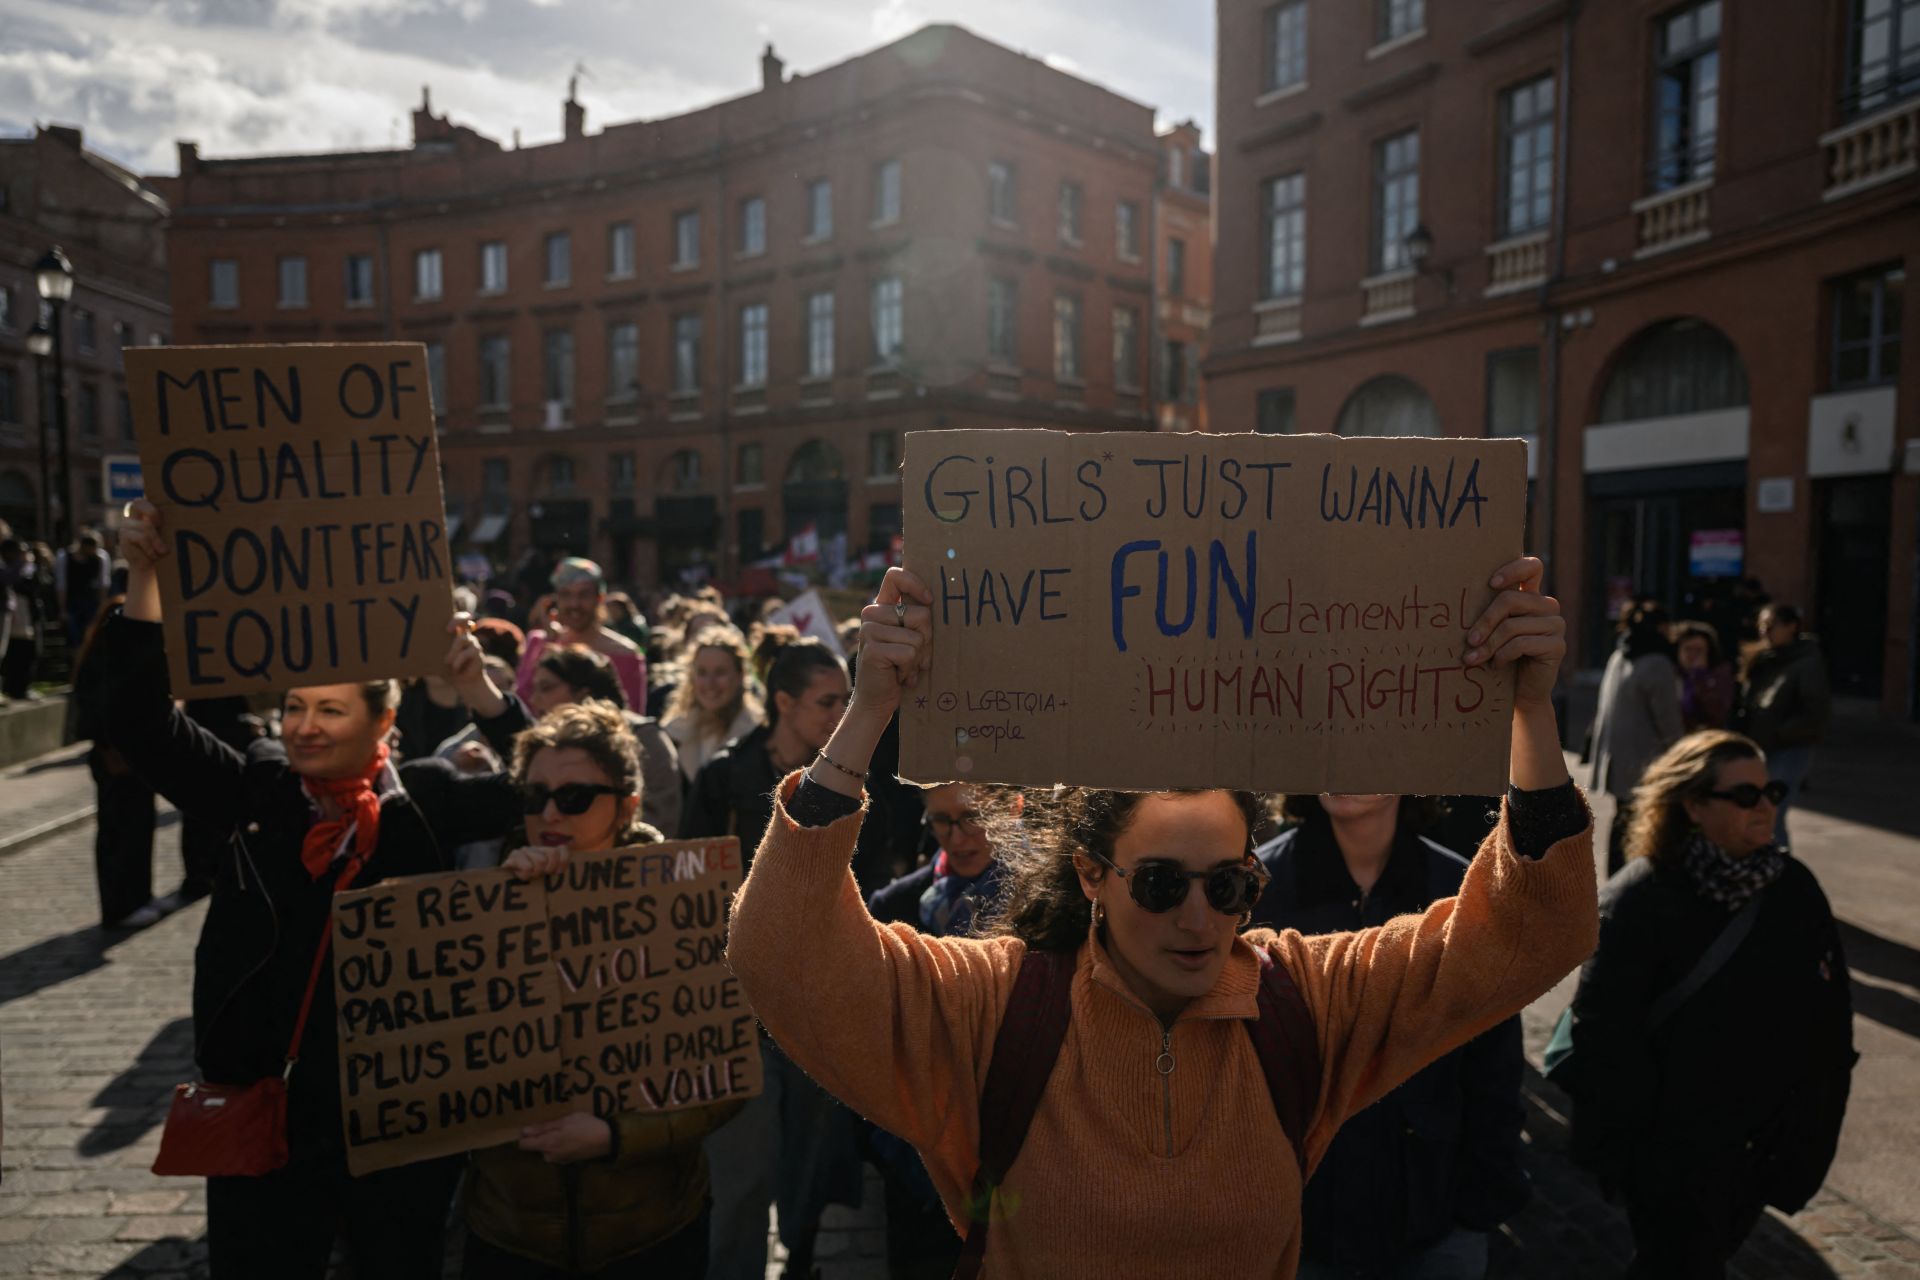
105, 499, 534, 1280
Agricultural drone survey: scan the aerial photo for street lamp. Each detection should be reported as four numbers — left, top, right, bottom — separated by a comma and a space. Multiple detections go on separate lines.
34, 247, 74, 545
1402, 223, 1453, 296
25, 320, 53, 540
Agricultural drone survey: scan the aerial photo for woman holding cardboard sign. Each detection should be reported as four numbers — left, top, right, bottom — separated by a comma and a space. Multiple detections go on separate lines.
106, 497, 533, 1280
724, 560, 1599, 1277
470, 700, 744, 1279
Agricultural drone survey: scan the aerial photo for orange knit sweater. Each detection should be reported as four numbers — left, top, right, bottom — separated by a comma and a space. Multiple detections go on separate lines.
727, 780, 1598, 1278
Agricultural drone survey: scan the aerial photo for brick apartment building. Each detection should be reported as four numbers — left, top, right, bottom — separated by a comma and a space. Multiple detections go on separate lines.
0, 125, 171, 540
1209, 0, 1919, 718
153, 25, 1213, 589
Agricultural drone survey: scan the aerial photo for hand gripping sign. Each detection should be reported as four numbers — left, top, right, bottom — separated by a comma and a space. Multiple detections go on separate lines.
899, 430, 1529, 796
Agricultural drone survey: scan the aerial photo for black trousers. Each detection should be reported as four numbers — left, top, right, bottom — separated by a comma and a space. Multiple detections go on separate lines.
461, 1208, 709, 1280
206, 1147, 462, 1280
1, 633, 35, 697
1625, 1188, 1764, 1279
91, 754, 156, 925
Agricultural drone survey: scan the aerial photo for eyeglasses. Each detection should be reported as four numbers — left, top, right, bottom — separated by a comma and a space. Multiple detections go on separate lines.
1705, 781, 1790, 810
927, 812, 984, 838
520, 782, 625, 816
1089, 850, 1268, 916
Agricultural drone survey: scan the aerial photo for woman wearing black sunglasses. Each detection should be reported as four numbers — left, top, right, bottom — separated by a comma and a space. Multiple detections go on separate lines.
1564, 730, 1855, 1278
726, 559, 1601, 1276
469, 701, 744, 1278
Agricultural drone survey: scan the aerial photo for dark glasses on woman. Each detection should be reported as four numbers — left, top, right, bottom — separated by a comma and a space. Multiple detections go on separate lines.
1705, 781, 1790, 809
1091, 851, 1268, 916
520, 783, 625, 816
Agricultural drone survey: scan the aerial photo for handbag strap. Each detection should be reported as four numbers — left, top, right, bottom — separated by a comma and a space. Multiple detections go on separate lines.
1647, 891, 1764, 1032
283, 851, 370, 1077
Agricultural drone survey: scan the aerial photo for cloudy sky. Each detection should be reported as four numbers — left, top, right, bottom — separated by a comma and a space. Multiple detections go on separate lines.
0, 0, 1214, 177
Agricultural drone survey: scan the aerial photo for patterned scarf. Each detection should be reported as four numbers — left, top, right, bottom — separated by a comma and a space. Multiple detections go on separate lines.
1680, 829, 1787, 912
918, 851, 1006, 938
299, 743, 399, 881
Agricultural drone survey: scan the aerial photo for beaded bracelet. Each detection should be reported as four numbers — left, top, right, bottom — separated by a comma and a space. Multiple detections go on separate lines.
812, 748, 865, 782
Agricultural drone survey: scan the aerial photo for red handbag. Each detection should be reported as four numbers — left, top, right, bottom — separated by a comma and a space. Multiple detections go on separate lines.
152, 855, 363, 1178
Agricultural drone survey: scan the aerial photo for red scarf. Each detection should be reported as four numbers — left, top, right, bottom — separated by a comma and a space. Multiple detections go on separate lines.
299, 743, 391, 881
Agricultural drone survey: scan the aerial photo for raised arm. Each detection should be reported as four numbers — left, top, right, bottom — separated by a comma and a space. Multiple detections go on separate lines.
1268, 557, 1598, 1163
725, 567, 1024, 1165
102, 499, 249, 821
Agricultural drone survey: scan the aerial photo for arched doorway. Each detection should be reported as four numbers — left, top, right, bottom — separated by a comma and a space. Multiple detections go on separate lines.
0, 469, 36, 540
1333, 375, 1439, 437
783, 439, 848, 542
1586, 318, 1752, 664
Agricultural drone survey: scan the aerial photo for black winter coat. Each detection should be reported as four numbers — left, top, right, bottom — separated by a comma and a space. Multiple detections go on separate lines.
102, 613, 526, 1153
680, 723, 778, 862
1567, 854, 1855, 1215
1249, 819, 1530, 1270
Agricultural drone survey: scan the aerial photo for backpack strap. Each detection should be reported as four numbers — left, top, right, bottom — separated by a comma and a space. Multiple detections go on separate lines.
1246, 946, 1319, 1176
954, 949, 1074, 1279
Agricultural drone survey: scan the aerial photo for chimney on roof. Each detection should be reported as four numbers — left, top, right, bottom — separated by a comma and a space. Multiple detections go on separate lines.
761, 43, 785, 90
176, 141, 199, 175
564, 73, 586, 141
43, 124, 83, 150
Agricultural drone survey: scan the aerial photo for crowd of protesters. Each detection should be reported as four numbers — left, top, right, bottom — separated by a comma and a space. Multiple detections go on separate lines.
27, 498, 1855, 1280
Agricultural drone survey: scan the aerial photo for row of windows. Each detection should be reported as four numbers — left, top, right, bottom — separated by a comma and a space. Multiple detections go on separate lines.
209, 155, 1173, 310
0, 285, 160, 358
0, 365, 135, 440
1252, 264, 1906, 434
1258, 73, 1555, 296
475, 438, 903, 502
447, 277, 1155, 409
1261, 0, 1426, 95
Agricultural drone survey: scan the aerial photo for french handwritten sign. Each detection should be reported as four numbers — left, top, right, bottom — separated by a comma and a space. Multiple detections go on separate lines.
900, 430, 1527, 795
330, 838, 760, 1175
125, 343, 453, 696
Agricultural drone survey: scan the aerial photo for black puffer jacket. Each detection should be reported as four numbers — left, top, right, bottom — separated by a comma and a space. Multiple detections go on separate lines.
1250, 819, 1530, 1271
1567, 854, 1855, 1215
102, 612, 527, 1151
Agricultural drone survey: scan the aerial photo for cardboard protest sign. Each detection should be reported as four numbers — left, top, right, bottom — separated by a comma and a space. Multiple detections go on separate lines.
331, 838, 760, 1175
900, 431, 1527, 796
125, 344, 453, 697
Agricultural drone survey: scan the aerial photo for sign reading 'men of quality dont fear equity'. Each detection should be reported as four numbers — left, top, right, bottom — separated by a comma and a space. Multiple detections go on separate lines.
899, 430, 1528, 797
125, 344, 454, 698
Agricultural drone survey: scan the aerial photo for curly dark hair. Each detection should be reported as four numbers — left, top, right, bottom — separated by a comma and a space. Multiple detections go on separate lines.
985, 788, 1270, 954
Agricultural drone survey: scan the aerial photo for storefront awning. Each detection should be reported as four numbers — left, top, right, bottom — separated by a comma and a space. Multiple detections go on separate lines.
470, 513, 508, 544
444, 513, 463, 540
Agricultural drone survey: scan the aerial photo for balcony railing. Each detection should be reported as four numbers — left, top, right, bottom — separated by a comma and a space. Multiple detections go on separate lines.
1631, 181, 1711, 258
1484, 231, 1549, 296
1358, 270, 1415, 326
1253, 297, 1302, 345
1822, 99, 1920, 201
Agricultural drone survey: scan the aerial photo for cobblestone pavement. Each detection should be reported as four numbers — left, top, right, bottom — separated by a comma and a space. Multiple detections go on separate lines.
3, 801, 1916, 1278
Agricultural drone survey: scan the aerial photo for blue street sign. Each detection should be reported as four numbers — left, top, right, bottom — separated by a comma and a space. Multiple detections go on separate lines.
104, 454, 144, 504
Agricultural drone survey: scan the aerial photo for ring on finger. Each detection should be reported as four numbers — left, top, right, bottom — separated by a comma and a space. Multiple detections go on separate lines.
893, 601, 906, 624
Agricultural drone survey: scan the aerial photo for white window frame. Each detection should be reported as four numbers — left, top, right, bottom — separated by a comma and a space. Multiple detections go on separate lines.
807, 291, 836, 380
806, 179, 833, 241
278, 255, 308, 308
607, 222, 636, 280
1053, 294, 1083, 382
739, 302, 769, 388
673, 211, 700, 270
480, 241, 508, 295
871, 276, 904, 364
414, 248, 443, 301
740, 197, 767, 257
873, 159, 903, 226
545, 231, 571, 287
210, 259, 239, 309
1263, 172, 1306, 299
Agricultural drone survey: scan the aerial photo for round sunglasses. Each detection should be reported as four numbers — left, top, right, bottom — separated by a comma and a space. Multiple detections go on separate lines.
1090, 849, 1269, 916
1705, 780, 1790, 809
520, 782, 625, 816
